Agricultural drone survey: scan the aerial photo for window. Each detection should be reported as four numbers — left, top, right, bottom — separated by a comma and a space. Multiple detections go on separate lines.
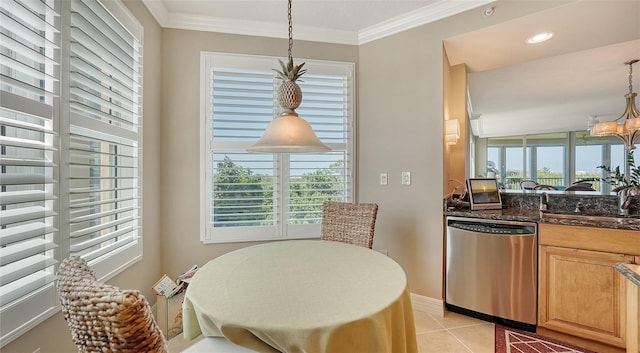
200, 53, 355, 243
0, 0, 142, 345
67, 0, 143, 278
485, 131, 630, 191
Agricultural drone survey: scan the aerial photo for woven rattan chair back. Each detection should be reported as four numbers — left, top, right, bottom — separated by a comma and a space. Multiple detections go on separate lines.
321, 201, 379, 249
57, 256, 168, 353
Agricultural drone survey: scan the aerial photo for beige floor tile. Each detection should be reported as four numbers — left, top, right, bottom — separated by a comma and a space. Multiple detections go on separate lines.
449, 323, 495, 353
413, 310, 446, 334
416, 330, 472, 353
431, 311, 488, 329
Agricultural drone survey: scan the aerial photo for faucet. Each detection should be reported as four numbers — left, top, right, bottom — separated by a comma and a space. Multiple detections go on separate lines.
539, 192, 549, 211
618, 186, 639, 216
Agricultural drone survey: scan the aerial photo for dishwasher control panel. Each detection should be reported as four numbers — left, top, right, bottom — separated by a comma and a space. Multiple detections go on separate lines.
448, 219, 536, 235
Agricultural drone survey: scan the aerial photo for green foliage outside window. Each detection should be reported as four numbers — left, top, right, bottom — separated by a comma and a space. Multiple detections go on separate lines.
213, 156, 345, 227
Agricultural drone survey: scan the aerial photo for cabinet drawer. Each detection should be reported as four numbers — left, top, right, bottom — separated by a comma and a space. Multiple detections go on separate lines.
539, 223, 640, 256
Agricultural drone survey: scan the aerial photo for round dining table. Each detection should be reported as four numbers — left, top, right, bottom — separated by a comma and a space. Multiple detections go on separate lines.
182, 240, 417, 353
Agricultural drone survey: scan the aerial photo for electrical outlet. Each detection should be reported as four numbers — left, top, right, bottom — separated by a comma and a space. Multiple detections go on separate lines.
379, 173, 388, 185
402, 171, 411, 185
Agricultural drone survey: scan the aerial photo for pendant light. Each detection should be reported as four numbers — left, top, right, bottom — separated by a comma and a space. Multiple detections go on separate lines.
247, 0, 330, 153
590, 59, 640, 150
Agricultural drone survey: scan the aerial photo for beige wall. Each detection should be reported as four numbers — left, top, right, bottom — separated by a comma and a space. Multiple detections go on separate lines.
358, 1, 566, 299
3, 1, 163, 352
159, 29, 358, 278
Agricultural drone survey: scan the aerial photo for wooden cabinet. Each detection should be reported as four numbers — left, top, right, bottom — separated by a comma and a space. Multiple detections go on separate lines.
538, 223, 639, 350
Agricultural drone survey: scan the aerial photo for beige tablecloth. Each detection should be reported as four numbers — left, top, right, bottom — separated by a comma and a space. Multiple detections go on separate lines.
182, 240, 417, 353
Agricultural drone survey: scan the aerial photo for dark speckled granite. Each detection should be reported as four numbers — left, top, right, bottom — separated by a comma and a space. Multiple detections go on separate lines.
501, 190, 635, 215
445, 190, 640, 231
616, 263, 640, 287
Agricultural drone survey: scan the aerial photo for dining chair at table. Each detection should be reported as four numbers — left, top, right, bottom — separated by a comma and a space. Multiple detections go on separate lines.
56, 256, 168, 353
520, 180, 539, 190
321, 201, 379, 249
57, 256, 251, 353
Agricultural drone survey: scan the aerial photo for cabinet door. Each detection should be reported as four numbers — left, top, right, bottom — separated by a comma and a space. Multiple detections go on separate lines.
538, 245, 632, 348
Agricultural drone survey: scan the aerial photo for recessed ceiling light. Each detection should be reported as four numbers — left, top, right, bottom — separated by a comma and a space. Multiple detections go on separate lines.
526, 32, 554, 44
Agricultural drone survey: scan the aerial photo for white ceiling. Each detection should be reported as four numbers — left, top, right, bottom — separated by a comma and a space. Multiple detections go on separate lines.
142, 0, 640, 138
445, 1, 640, 138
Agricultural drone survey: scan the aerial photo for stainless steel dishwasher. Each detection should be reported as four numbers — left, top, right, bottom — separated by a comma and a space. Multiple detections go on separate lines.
445, 216, 537, 330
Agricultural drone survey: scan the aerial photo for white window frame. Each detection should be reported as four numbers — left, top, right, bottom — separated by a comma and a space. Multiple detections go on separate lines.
200, 52, 355, 244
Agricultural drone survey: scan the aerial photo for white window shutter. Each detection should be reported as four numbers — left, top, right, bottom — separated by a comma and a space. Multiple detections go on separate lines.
0, 0, 60, 344
68, 0, 142, 279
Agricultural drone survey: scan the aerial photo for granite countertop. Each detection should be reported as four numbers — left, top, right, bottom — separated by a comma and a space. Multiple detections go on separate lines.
444, 208, 640, 231
444, 190, 640, 230
616, 263, 640, 287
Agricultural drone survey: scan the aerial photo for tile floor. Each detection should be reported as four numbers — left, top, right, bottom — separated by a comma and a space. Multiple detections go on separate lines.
168, 310, 495, 353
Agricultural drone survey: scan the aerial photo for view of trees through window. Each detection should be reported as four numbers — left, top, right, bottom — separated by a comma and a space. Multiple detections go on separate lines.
213, 156, 345, 227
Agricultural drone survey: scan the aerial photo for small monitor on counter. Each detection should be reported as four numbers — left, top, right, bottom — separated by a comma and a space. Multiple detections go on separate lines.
465, 178, 502, 210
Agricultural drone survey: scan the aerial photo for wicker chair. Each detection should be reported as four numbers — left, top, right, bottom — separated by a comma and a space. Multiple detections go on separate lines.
321, 201, 379, 249
56, 256, 168, 353
520, 180, 539, 190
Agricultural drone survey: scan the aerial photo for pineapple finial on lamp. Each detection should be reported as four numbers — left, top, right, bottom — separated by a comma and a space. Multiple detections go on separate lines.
247, 0, 330, 153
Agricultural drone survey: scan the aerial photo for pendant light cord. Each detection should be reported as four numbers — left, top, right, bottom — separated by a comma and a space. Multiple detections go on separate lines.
288, 0, 293, 63
627, 59, 639, 94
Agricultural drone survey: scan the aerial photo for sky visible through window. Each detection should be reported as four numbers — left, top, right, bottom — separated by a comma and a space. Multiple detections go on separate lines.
212, 69, 347, 175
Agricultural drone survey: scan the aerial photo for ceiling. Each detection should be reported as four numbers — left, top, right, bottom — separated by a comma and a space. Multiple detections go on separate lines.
142, 0, 640, 138
445, 1, 640, 138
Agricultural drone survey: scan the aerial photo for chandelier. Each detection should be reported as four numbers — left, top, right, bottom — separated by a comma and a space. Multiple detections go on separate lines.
590, 59, 640, 150
248, 0, 330, 153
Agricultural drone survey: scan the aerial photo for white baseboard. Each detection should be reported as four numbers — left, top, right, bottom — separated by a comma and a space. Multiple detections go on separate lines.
410, 292, 444, 317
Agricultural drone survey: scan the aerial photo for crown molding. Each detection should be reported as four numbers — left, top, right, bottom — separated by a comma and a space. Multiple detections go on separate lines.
141, 0, 494, 46
359, 0, 495, 44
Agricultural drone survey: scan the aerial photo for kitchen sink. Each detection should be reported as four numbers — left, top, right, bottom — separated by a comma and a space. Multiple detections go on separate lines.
539, 211, 640, 226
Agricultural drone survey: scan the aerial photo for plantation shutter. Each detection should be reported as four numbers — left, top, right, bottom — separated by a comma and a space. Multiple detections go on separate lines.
0, 0, 60, 342
202, 53, 354, 242
68, 0, 142, 277
289, 72, 351, 224
208, 62, 278, 234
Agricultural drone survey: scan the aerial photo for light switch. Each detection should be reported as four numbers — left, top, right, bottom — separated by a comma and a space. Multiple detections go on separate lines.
402, 171, 411, 185
379, 173, 388, 185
